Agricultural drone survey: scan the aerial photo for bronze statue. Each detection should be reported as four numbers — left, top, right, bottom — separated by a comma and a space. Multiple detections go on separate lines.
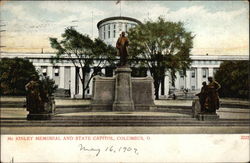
205, 77, 221, 113
25, 75, 44, 113
116, 31, 129, 66
25, 76, 54, 114
196, 81, 208, 113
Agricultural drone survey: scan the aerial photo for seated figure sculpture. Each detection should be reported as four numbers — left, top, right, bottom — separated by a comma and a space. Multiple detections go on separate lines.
25, 75, 44, 113
196, 77, 221, 114
25, 75, 55, 119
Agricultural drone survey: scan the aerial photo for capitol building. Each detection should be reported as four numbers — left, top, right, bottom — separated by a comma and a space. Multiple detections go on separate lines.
97, 16, 141, 46
1, 16, 248, 99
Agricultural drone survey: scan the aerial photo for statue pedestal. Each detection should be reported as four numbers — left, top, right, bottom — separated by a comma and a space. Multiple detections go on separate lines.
27, 113, 52, 120
112, 67, 135, 111
91, 67, 156, 111
197, 113, 219, 121
192, 99, 201, 118
26, 96, 55, 120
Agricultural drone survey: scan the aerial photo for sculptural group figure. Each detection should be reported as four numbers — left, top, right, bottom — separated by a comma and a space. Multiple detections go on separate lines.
196, 77, 221, 114
25, 75, 52, 114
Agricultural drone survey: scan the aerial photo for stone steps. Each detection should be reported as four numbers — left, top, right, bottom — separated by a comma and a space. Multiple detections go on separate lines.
1, 115, 249, 127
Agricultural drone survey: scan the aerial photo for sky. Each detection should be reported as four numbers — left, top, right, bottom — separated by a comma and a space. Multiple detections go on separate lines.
0, 0, 249, 55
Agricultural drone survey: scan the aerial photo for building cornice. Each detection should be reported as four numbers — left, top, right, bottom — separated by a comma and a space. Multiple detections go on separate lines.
97, 16, 142, 29
1, 52, 249, 61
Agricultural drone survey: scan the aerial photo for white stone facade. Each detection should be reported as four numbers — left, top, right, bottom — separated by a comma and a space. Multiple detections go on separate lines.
1, 52, 248, 99
1, 16, 248, 99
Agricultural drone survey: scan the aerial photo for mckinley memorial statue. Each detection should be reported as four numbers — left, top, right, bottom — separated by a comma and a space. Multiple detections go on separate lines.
91, 31, 156, 111
116, 31, 129, 67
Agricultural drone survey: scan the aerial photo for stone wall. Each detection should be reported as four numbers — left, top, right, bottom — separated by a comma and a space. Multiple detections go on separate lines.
91, 76, 115, 111
91, 74, 156, 111
132, 77, 156, 110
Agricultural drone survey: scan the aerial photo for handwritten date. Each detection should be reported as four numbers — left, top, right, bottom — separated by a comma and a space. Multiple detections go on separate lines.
79, 144, 139, 157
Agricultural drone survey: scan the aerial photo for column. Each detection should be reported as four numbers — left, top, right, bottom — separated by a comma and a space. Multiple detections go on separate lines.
89, 68, 94, 96
158, 80, 162, 98
101, 68, 105, 76
208, 68, 213, 77
70, 67, 76, 98
164, 71, 170, 97
59, 66, 65, 88
147, 69, 151, 76
185, 70, 191, 89
175, 72, 180, 89
79, 68, 83, 96
197, 68, 202, 89
47, 66, 53, 79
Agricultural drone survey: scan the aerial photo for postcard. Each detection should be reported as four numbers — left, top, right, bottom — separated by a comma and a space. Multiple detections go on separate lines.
0, 1, 249, 162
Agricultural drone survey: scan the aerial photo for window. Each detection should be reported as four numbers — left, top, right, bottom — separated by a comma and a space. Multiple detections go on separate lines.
113, 24, 116, 38
125, 23, 128, 32
192, 86, 195, 90
41, 66, 47, 76
191, 69, 195, 78
131, 67, 147, 77
118, 23, 122, 32
180, 71, 184, 78
108, 24, 110, 38
54, 67, 59, 76
94, 67, 102, 75
202, 68, 207, 78
105, 67, 114, 77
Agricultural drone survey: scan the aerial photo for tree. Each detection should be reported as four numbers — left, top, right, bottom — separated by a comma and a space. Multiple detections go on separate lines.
0, 58, 39, 95
214, 61, 249, 99
40, 75, 58, 97
127, 17, 194, 99
50, 27, 116, 98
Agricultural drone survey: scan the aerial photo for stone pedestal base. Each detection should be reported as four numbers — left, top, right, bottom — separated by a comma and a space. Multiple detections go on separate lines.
192, 99, 201, 118
27, 113, 52, 120
26, 97, 55, 120
113, 67, 134, 111
197, 113, 219, 121
90, 67, 156, 111
113, 102, 134, 111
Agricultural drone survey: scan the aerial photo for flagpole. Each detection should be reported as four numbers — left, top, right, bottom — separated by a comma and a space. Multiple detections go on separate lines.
120, 1, 121, 17
116, 0, 122, 17
91, 11, 93, 39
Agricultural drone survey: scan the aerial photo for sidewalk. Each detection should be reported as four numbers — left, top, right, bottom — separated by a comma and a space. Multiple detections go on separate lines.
1, 96, 249, 134
1, 96, 249, 120
1, 96, 249, 108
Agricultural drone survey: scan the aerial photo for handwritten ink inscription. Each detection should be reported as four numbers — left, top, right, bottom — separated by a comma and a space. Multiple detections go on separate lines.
79, 144, 139, 157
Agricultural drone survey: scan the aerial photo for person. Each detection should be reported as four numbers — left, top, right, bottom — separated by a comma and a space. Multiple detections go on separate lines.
205, 77, 221, 113
172, 93, 176, 100
183, 88, 188, 99
196, 81, 208, 113
116, 31, 129, 66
